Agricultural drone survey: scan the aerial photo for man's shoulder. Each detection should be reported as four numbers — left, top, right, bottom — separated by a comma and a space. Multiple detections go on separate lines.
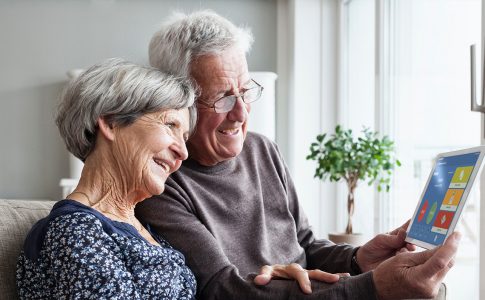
244, 131, 279, 156
245, 131, 274, 145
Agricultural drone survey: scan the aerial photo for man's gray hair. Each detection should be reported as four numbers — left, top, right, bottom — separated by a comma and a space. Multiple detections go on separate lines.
56, 58, 197, 162
149, 10, 253, 77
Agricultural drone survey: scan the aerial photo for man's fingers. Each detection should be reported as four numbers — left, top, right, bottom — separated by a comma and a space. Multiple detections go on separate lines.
307, 269, 341, 283
402, 243, 442, 267
253, 263, 342, 293
396, 220, 417, 252
286, 263, 312, 294
418, 232, 460, 278
378, 228, 407, 249
389, 219, 411, 235
254, 265, 274, 285
400, 219, 411, 231
406, 243, 417, 251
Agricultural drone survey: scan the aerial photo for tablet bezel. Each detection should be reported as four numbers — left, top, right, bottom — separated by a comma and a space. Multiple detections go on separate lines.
405, 146, 485, 249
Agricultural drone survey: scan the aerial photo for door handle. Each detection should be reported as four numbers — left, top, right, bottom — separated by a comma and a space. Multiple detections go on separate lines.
470, 44, 485, 112
470, 44, 485, 137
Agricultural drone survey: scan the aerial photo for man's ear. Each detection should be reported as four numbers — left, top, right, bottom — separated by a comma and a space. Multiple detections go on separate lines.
97, 117, 116, 141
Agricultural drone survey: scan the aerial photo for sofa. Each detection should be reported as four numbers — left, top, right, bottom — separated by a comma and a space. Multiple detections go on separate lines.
0, 199, 446, 299
0, 199, 55, 299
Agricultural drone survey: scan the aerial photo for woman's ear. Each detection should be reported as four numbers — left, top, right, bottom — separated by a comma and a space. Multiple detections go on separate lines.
97, 117, 116, 141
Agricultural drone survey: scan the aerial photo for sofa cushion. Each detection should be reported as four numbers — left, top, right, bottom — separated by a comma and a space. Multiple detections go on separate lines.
0, 199, 55, 299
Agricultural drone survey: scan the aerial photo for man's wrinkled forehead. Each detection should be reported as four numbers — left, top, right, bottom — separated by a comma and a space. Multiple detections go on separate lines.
189, 49, 249, 97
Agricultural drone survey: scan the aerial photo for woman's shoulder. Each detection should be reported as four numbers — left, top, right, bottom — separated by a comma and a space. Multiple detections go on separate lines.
32, 199, 104, 233
48, 209, 105, 237
23, 200, 105, 260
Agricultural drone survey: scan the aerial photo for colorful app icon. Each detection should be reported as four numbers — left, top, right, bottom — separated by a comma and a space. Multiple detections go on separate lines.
426, 201, 437, 224
418, 200, 428, 222
440, 189, 464, 211
431, 211, 455, 234
449, 166, 473, 188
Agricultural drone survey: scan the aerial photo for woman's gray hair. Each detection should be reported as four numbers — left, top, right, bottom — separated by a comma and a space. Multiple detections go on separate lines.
149, 10, 253, 77
56, 58, 197, 162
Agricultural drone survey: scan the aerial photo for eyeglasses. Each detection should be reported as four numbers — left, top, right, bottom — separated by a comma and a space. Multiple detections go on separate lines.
198, 79, 264, 113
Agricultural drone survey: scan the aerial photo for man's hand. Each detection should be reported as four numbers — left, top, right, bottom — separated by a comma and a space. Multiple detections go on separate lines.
373, 232, 460, 299
254, 263, 349, 294
356, 220, 416, 272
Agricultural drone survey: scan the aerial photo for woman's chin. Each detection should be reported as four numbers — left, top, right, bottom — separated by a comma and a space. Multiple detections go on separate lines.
144, 180, 166, 197
150, 185, 165, 197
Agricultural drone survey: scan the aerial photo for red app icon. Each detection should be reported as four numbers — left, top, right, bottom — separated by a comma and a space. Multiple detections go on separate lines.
433, 211, 454, 229
418, 200, 428, 222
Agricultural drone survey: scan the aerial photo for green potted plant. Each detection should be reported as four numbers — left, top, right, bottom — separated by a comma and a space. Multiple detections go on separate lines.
306, 125, 401, 245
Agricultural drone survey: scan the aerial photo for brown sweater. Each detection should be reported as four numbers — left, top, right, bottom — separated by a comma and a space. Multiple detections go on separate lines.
136, 132, 377, 299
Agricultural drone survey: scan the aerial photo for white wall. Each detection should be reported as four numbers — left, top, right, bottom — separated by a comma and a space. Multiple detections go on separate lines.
0, 0, 277, 200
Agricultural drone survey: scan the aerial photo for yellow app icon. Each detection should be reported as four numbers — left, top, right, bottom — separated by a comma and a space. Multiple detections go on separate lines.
449, 167, 473, 189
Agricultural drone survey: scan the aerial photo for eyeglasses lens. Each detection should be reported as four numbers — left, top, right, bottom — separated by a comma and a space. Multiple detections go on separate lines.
212, 83, 263, 113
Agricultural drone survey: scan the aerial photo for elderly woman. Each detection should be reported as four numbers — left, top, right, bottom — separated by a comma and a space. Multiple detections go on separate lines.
16, 58, 197, 299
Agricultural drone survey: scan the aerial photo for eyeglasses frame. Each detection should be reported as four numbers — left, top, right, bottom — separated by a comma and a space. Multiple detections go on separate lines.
197, 79, 264, 113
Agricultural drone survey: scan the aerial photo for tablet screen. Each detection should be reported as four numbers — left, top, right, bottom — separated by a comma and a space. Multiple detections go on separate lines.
407, 151, 481, 247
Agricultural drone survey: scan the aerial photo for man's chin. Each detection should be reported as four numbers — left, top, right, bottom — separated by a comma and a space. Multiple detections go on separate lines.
221, 144, 244, 160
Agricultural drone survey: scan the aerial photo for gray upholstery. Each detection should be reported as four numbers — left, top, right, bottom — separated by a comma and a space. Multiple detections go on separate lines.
0, 199, 446, 299
0, 199, 55, 299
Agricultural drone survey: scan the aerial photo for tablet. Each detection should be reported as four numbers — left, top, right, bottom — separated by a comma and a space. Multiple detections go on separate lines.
405, 146, 485, 249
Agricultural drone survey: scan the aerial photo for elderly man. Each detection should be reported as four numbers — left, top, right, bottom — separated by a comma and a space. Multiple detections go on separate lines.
136, 10, 459, 299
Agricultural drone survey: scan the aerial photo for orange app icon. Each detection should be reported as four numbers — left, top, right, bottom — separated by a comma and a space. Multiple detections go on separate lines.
443, 189, 463, 206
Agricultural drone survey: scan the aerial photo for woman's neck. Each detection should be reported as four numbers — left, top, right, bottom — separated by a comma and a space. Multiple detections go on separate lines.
68, 151, 149, 226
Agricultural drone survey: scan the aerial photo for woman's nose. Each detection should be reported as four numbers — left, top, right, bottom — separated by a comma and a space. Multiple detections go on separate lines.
171, 136, 189, 161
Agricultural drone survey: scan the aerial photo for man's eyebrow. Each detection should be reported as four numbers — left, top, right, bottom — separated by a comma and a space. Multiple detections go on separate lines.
215, 79, 252, 98
234, 79, 252, 93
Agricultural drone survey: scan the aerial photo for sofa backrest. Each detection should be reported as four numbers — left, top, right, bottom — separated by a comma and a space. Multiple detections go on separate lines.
0, 199, 55, 299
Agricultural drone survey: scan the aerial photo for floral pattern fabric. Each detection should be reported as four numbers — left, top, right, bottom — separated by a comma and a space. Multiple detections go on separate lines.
16, 201, 196, 300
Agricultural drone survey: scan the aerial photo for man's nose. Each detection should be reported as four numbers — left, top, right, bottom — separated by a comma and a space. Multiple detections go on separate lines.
227, 96, 249, 122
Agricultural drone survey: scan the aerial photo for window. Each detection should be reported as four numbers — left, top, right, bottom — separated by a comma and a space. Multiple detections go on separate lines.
342, 0, 481, 298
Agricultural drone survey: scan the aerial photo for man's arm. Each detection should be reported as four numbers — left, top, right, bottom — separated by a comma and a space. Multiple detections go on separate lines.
281, 160, 358, 274
136, 186, 377, 299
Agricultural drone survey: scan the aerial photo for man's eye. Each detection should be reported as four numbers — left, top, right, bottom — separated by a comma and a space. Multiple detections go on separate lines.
165, 122, 176, 129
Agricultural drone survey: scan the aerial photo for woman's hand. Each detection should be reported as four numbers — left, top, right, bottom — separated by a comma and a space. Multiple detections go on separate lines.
253, 263, 349, 294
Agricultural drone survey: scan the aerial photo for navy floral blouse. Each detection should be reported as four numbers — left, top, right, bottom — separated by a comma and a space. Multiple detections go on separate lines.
16, 200, 196, 299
